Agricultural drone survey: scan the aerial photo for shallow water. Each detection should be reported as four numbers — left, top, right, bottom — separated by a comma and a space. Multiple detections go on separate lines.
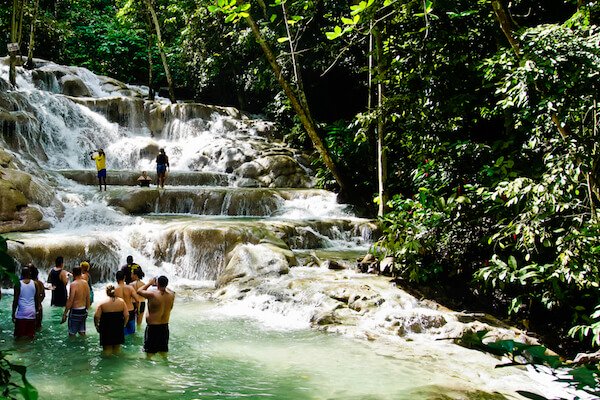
0, 293, 580, 400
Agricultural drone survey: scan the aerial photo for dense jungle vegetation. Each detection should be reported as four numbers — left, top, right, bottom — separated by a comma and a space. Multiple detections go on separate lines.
1, 0, 600, 355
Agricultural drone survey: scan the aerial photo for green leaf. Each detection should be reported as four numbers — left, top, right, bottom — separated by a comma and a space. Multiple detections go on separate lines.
568, 366, 598, 388
277, 37, 289, 43
508, 255, 517, 270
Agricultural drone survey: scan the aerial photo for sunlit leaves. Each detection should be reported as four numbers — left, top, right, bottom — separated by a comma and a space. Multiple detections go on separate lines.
208, 0, 251, 24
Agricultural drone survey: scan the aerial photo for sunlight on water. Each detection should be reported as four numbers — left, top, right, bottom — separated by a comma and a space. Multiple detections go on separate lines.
0, 298, 578, 400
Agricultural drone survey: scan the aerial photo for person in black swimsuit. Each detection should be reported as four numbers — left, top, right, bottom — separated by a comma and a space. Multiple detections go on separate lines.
93, 285, 129, 356
47, 256, 69, 307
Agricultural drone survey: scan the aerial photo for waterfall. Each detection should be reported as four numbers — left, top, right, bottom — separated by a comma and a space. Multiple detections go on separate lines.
1, 59, 372, 282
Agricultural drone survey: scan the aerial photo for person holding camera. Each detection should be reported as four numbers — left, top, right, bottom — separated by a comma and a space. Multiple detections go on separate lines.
137, 276, 175, 357
90, 149, 107, 191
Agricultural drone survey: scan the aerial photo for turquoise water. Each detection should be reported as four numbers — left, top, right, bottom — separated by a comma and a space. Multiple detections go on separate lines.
0, 296, 562, 400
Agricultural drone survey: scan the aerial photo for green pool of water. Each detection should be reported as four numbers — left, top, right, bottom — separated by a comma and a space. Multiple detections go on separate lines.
0, 297, 558, 399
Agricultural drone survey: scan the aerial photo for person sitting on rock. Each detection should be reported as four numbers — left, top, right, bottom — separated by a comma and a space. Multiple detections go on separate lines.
137, 171, 152, 187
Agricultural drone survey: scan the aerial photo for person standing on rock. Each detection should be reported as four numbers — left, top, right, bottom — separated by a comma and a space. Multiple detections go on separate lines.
47, 256, 69, 307
137, 276, 175, 358
90, 148, 107, 191
12, 266, 41, 339
156, 149, 169, 188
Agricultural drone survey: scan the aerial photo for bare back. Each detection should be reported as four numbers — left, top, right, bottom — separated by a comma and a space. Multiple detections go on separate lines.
114, 283, 135, 311
66, 278, 90, 310
99, 296, 126, 313
146, 289, 175, 325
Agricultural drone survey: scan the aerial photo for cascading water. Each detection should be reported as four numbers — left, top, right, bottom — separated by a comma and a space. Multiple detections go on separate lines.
0, 59, 589, 399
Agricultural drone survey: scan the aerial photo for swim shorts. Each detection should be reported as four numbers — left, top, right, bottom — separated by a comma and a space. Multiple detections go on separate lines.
144, 324, 169, 353
97, 169, 107, 178
68, 308, 88, 335
156, 164, 166, 174
124, 310, 136, 335
14, 319, 36, 338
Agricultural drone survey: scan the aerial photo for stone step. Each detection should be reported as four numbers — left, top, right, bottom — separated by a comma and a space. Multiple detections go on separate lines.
105, 186, 344, 217
7, 218, 376, 281
55, 169, 231, 187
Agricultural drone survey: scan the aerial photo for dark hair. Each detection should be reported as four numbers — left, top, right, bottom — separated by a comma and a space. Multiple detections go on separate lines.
55, 256, 64, 267
116, 270, 125, 282
72, 266, 82, 277
157, 275, 168, 288
106, 284, 116, 297
29, 264, 39, 280
126, 255, 133, 264
133, 267, 145, 279
21, 267, 31, 280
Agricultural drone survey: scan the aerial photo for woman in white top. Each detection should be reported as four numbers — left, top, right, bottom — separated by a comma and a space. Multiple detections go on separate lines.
12, 266, 40, 339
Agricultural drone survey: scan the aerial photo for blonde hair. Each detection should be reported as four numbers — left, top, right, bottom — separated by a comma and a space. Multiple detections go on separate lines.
106, 284, 116, 297
80, 261, 90, 271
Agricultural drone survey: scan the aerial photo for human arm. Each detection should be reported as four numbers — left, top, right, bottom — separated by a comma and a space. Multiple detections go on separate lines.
122, 302, 129, 327
94, 304, 102, 332
130, 285, 144, 303
137, 278, 157, 299
12, 283, 20, 322
62, 283, 77, 323
61, 270, 69, 285
85, 286, 91, 310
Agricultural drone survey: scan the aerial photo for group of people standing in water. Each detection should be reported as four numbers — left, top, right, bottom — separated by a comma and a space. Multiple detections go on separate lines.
90, 148, 171, 191
11, 255, 175, 357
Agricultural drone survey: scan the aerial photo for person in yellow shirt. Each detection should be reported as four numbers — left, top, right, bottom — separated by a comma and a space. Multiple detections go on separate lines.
90, 149, 107, 191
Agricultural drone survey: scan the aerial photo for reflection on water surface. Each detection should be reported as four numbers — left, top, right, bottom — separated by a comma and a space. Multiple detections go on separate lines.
0, 296, 572, 400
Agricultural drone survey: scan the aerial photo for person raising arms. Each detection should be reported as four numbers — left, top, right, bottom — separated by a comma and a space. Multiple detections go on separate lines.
90, 149, 107, 191
137, 276, 175, 358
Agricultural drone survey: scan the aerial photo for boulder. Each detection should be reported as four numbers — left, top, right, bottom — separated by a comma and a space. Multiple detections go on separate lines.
0, 148, 15, 168
60, 75, 91, 97
235, 161, 264, 179
216, 243, 290, 288
379, 256, 395, 275
107, 190, 160, 214
0, 179, 28, 219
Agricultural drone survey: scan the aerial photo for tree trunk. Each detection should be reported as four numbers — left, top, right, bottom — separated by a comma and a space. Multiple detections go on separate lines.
144, 9, 155, 100
142, 0, 175, 103
244, 14, 348, 193
374, 27, 388, 216
17, 0, 25, 45
26, 0, 40, 68
9, 0, 19, 86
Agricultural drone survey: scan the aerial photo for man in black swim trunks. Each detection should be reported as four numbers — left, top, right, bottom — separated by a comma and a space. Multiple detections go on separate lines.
137, 276, 175, 357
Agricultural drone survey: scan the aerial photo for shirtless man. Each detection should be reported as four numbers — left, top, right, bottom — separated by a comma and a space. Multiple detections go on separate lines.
114, 270, 140, 335
137, 276, 175, 357
61, 266, 91, 336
